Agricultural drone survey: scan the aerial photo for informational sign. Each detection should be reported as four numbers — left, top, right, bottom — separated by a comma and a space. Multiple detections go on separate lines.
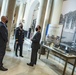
46, 24, 63, 45
47, 24, 63, 36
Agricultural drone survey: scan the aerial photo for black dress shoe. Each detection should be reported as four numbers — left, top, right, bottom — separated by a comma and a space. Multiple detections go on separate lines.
20, 55, 23, 57
0, 66, 8, 71
15, 55, 18, 57
27, 63, 33, 66
34, 63, 36, 65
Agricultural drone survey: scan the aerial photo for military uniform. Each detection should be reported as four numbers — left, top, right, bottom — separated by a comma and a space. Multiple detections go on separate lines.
15, 27, 24, 57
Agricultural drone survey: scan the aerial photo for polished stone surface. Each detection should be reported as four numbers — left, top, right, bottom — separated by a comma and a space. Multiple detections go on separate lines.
0, 38, 76, 75
0, 51, 58, 75
0, 38, 58, 75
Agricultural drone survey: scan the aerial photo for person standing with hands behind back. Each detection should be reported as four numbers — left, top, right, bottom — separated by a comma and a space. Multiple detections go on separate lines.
15, 23, 24, 57
27, 25, 41, 66
0, 16, 8, 71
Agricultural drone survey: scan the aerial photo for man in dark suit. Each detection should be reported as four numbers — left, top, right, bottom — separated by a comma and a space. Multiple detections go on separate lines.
14, 23, 24, 57
0, 16, 8, 71
27, 25, 41, 66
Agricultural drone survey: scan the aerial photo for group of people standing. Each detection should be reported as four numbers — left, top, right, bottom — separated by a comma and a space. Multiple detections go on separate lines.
0, 16, 41, 71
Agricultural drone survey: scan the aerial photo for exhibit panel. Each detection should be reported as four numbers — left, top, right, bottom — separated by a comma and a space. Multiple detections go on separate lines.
58, 0, 76, 54
45, 24, 63, 46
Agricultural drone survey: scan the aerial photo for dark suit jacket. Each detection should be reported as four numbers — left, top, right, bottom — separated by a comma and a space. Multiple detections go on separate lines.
31, 31, 41, 50
0, 22, 8, 47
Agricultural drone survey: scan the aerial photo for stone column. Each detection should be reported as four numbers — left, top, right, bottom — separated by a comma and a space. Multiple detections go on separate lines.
11, 6, 19, 37
36, 0, 47, 28
39, 0, 53, 55
0, 0, 9, 18
6, 0, 16, 50
16, 3, 24, 27
46, 0, 63, 41
50, 0, 63, 25
14, 6, 19, 26
41, 0, 53, 42
22, 4, 26, 21
40, 0, 63, 54
0, 7, 1, 12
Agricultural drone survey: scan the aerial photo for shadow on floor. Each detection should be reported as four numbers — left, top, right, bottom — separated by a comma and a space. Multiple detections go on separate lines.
40, 59, 70, 75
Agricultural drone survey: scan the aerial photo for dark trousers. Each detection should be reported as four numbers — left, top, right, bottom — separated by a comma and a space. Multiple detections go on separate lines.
15, 43, 23, 56
30, 48, 38, 65
0, 46, 6, 67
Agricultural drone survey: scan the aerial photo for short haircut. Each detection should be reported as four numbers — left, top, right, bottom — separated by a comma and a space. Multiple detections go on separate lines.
1, 16, 6, 21
38, 25, 41, 29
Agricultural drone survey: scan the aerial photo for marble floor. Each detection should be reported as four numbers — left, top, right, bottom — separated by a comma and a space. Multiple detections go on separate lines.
0, 51, 58, 75
0, 38, 76, 75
